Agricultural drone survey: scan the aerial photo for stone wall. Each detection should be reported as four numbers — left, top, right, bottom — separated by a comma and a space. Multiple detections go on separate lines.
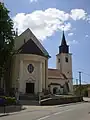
40, 96, 83, 105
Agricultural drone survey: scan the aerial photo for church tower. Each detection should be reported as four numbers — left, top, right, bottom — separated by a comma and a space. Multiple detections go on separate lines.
56, 31, 72, 81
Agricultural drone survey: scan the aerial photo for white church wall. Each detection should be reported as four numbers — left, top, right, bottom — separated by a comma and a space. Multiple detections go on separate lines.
61, 53, 72, 79
42, 62, 45, 89
11, 54, 48, 94
45, 60, 49, 90
67, 78, 73, 93
11, 55, 20, 88
22, 60, 40, 94
56, 53, 72, 79
48, 78, 67, 93
56, 53, 73, 93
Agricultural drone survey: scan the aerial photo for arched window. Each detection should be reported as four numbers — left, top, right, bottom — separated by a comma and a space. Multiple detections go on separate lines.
65, 57, 68, 62
53, 87, 58, 94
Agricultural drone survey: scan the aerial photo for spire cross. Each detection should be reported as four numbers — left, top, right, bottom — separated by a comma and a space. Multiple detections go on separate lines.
58, 19, 65, 31
62, 24, 65, 32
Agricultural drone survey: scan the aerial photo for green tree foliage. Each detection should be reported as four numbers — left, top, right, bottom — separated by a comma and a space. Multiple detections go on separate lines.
74, 85, 88, 97
0, 3, 15, 89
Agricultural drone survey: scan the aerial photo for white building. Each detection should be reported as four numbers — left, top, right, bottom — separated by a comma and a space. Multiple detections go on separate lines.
10, 28, 73, 95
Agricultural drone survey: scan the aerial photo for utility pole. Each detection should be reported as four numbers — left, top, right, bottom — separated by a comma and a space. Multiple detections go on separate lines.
76, 79, 78, 85
79, 71, 82, 96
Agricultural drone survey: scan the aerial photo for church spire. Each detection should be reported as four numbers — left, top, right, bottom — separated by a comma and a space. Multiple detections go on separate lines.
61, 31, 67, 46
59, 31, 69, 54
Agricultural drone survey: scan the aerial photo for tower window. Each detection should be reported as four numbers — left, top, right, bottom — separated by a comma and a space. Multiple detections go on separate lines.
65, 57, 68, 62
58, 59, 60, 63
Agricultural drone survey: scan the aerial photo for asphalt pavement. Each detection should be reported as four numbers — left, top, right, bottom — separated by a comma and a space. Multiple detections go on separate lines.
0, 102, 90, 120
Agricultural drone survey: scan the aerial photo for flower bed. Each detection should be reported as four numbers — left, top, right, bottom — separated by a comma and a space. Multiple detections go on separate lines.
0, 96, 16, 106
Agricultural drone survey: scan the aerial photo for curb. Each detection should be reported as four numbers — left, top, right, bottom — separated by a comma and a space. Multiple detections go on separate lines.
54, 101, 85, 108
21, 101, 85, 112
0, 113, 9, 117
0, 106, 26, 117
0, 105, 23, 114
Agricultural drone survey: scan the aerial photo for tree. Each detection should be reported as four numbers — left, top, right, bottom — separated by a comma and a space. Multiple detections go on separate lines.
74, 85, 88, 97
0, 3, 15, 91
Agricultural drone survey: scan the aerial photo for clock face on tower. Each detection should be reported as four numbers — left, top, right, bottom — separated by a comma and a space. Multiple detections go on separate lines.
27, 64, 34, 73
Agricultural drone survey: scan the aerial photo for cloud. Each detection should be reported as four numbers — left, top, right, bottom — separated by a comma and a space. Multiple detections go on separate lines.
86, 15, 90, 23
30, 0, 38, 2
68, 32, 74, 36
70, 9, 87, 20
67, 40, 78, 45
13, 8, 71, 40
0, 0, 3, 3
58, 23, 71, 31
85, 35, 89, 38
13, 8, 89, 41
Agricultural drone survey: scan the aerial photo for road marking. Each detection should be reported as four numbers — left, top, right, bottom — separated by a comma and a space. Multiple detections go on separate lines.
36, 108, 74, 120
37, 115, 50, 120
53, 108, 74, 115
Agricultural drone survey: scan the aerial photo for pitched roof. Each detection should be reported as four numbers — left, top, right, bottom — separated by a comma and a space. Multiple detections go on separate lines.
48, 68, 67, 79
14, 28, 51, 58
18, 39, 47, 57
59, 31, 69, 54
61, 31, 67, 46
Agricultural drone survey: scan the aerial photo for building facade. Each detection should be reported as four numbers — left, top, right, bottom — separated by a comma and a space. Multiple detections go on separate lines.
11, 28, 73, 95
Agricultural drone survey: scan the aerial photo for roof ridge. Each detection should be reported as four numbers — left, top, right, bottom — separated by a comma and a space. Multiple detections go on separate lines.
14, 28, 50, 58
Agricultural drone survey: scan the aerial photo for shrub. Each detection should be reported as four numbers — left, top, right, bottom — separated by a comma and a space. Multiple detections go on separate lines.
0, 96, 16, 106
5, 97, 16, 105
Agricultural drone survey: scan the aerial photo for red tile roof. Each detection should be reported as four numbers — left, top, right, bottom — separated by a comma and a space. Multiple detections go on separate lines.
48, 68, 67, 79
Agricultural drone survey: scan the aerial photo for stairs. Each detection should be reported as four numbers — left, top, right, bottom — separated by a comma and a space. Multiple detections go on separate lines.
19, 94, 39, 101
20, 100, 39, 106
19, 94, 39, 106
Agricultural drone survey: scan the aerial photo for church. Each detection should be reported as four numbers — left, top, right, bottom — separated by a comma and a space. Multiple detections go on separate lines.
10, 28, 73, 96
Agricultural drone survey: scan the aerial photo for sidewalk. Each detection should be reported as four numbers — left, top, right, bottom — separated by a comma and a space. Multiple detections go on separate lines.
22, 101, 84, 113
0, 105, 54, 117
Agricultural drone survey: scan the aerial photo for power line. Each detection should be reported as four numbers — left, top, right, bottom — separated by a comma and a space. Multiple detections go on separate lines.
74, 68, 90, 77
82, 72, 90, 77
82, 81, 88, 84
71, 70, 90, 84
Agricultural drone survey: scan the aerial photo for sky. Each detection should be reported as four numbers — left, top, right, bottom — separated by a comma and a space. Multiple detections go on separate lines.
3, 0, 90, 84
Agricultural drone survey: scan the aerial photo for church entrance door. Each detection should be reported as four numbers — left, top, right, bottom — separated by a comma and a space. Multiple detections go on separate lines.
26, 83, 34, 94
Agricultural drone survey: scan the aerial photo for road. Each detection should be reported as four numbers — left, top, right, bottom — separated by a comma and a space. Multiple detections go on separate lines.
0, 102, 90, 120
